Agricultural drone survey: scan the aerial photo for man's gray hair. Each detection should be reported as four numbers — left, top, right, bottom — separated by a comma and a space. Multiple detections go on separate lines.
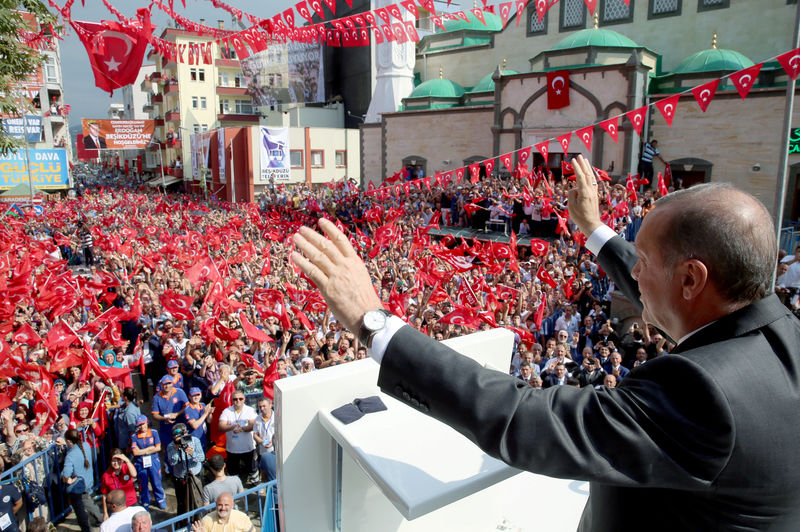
654, 183, 776, 304
131, 510, 151, 523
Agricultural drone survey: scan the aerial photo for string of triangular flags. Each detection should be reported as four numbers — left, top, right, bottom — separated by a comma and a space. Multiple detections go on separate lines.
357, 45, 800, 203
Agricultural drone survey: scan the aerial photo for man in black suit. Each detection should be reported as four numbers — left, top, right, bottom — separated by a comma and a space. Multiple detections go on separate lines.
292, 154, 800, 531
83, 121, 107, 150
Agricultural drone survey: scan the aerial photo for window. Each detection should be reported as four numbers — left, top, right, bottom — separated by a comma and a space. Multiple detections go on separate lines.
198, 69, 206, 82
649, 0, 681, 18
527, 6, 548, 36
290, 150, 304, 168
698, 0, 728, 10
192, 96, 198, 109
335, 150, 346, 168
560, 0, 586, 31
44, 55, 58, 83
220, 99, 230, 113
190, 68, 197, 81
310, 150, 324, 168
193, 124, 200, 133
600, 0, 634, 25
200, 97, 207, 109
234, 100, 253, 115
219, 72, 229, 86
234, 74, 246, 87
201, 124, 208, 132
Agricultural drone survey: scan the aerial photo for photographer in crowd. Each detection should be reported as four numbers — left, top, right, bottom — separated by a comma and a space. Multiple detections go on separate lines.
166, 423, 204, 516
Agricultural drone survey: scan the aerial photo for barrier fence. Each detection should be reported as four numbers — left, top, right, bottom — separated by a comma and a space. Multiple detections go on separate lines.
0, 444, 72, 523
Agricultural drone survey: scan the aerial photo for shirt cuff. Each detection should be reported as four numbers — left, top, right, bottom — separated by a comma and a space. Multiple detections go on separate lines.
585, 224, 618, 256
368, 316, 406, 364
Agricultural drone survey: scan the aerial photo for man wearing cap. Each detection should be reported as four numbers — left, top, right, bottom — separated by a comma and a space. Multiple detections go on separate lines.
184, 387, 213, 450
166, 423, 204, 515
130, 416, 166, 509
163, 359, 184, 391
151, 375, 188, 458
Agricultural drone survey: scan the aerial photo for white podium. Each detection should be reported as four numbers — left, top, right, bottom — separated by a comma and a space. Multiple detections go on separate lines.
274, 328, 588, 531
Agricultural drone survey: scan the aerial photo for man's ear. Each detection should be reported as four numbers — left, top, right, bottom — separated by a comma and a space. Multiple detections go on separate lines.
678, 259, 709, 301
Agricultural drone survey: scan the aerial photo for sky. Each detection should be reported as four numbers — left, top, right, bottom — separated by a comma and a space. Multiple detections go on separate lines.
58, 0, 297, 124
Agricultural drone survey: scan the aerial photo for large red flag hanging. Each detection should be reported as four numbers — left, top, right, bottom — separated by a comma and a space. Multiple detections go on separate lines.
71, 10, 153, 96
546, 70, 570, 109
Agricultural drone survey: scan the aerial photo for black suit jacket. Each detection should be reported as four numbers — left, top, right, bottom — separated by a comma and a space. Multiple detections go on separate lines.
83, 135, 106, 150
378, 235, 800, 531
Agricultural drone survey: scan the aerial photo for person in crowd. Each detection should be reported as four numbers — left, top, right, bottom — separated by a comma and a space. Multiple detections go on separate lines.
218, 392, 258, 485
99, 489, 146, 532
252, 397, 276, 481
184, 387, 213, 450
115, 387, 141, 452
191, 492, 253, 532
151, 375, 188, 457
62, 429, 103, 532
130, 416, 166, 510
166, 423, 204, 516
131, 510, 153, 532
100, 449, 138, 522
202, 454, 244, 506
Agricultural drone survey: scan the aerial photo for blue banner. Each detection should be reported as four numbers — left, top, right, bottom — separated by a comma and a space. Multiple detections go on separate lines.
2, 115, 43, 143
0, 148, 69, 189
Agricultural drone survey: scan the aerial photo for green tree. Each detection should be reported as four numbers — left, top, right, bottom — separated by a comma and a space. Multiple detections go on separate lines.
0, 1, 58, 155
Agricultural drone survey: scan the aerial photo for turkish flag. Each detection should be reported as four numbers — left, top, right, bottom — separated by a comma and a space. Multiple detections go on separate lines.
599, 117, 620, 143
44, 321, 80, 351
730, 63, 762, 99
655, 94, 680, 128
239, 312, 274, 343
777, 47, 800, 80
691, 79, 719, 112
532, 292, 547, 331
657, 172, 669, 197
211, 318, 240, 342
71, 10, 153, 96
263, 357, 281, 400
13, 323, 41, 346
536, 267, 557, 289
159, 289, 195, 320
546, 70, 570, 109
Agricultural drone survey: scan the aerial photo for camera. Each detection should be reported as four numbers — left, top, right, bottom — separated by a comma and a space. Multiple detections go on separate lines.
172, 423, 192, 450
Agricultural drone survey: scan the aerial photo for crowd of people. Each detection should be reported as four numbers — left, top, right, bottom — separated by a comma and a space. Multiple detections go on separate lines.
2, 157, 783, 531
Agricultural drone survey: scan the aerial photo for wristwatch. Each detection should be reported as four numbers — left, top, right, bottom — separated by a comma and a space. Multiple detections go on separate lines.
358, 309, 392, 348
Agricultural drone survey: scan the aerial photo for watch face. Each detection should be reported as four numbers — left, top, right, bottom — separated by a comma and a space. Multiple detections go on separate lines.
363, 310, 387, 331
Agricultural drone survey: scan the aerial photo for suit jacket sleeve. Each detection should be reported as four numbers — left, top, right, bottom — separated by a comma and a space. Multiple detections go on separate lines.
595, 235, 642, 313
378, 325, 734, 489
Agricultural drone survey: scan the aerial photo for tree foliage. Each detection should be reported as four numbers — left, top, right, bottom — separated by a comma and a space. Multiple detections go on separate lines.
0, 0, 58, 155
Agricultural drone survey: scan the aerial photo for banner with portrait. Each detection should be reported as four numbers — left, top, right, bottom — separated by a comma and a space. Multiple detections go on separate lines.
240, 42, 324, 107
259, 127, 290, 182
80, 119, 155, 150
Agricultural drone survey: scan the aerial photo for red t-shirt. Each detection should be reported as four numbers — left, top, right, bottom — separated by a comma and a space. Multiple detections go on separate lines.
100, 462, 137, 506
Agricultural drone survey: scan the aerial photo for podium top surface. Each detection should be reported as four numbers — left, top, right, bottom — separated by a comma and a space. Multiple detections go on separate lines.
318, 394, 522, 520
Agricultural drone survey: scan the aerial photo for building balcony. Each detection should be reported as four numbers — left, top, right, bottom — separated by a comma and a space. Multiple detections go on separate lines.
167, 139, 182, 150
218, 113, 260, 123
215, 58, 241, 68
162, 56, 176, 69
165, 111, 181, 122
150, 71, 162, 81
164, 83, 179, 95
154, 118, 164, 126
143, 103, 154, 113
152, 94, 163, 103
217, 86, 249, 96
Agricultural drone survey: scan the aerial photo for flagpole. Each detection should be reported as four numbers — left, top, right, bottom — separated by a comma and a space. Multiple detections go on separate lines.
774, 0, 800, 290
17, 93, 35, 202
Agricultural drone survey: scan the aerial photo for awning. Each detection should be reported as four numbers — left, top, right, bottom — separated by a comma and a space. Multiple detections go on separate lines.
146, 176, 182, 188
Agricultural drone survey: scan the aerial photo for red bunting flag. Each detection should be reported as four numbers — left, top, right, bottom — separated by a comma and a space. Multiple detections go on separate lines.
556, 132, 571, 155
401, 0, 419, 17
583, 0, 597, 14
777, 47, 800, 80
419, 0, 436, 15
501, 153, 514, 173
576, 126, 593, 151
599, 116, 620, 143
535, 0, 547, 22
626, 106, 647, 135
730, 63, 763, 99
471, 8, 486, 25
691, 79, 719, 112
535, 141, 549, 163
296, 1, 314, 22
546, 70, 570, 109
655, 94, 680, 127
517, 146, 532, 167
498, 2, 512, 28
484, 158, 495, 177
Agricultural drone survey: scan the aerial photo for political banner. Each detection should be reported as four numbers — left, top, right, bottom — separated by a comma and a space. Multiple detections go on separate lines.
190, 131, 212, 180
1, 116, 42, 142
241, 41, 324, 107
259, 127, 290, 181
81, 119, 155, 150
0, 148, 69, 190
218, 128, 226, 182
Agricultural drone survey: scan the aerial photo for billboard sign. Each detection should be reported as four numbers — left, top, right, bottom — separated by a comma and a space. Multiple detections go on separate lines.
81, 119, 155, 150
260, 127, 290, 182
0, 148, 69, 189
241, 42, 324, 107
1, 115, 42, 142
